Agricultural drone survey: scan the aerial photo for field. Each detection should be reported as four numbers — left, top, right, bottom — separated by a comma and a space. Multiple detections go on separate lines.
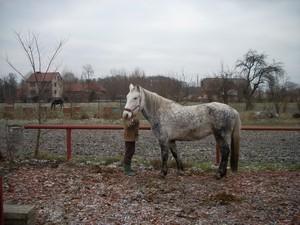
0, 102, 300, 127
1, 101, 300, 224
2, 161, 300, 225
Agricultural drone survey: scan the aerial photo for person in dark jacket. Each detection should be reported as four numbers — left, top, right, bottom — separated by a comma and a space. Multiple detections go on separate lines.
123, 116, 139, 176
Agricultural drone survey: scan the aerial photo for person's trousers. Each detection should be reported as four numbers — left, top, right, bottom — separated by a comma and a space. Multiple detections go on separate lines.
124, 141, 135, 165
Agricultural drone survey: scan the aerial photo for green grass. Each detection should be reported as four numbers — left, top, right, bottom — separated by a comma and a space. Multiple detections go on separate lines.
70, 155, 122, 166
144, 159, 300, 172
33, 153, 123, 167
3, 149, 300, 173
191, 161, 216, 171
239, 162, 300, 172
34, 150, 66, 162
1, 102, 299, 125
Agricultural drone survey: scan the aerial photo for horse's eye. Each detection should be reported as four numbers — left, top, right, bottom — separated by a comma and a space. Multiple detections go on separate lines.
134, 97, 138, 100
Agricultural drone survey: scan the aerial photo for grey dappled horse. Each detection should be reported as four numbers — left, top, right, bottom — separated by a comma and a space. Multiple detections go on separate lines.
123, 84, 241, 179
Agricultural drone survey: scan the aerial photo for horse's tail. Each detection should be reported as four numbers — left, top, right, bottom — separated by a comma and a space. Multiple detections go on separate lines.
230, 114, 241, 172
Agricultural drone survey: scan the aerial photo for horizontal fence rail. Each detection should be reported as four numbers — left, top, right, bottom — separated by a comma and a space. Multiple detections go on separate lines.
23, 124, 300, 131
23, 124, 300, 161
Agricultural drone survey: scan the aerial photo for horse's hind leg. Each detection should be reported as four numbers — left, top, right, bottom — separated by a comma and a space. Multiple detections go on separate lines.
159, 141, 169, 177
169, 141, 184, 175
214, 134, 230, 179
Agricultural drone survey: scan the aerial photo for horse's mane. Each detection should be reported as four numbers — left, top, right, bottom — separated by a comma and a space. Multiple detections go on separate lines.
140, 87, 174, 113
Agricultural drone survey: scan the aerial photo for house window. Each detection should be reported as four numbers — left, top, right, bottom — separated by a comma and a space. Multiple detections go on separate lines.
54, 82, 57, 87
54, 90, 57, 95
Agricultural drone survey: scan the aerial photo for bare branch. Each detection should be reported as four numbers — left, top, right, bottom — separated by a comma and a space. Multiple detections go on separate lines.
40, 39, 65, 93
5, 56, 26, 80
45, 40, 64, 74
14, 31, 36, 71
34, 34, 42, 72
53, 61, 63, 72
28, 45, 36, 73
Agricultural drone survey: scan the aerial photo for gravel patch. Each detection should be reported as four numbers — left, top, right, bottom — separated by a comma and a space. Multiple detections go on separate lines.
1, 125, 299, 164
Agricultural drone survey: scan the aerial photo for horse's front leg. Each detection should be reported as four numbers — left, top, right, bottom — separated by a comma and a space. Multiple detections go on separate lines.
159, 141, 169, 177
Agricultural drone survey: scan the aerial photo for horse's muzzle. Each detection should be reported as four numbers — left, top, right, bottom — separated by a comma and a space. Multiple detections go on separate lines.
122, 110, 132, 119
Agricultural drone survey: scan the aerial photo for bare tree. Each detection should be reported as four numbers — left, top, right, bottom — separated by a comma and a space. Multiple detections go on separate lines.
63, 71, 77, 82
215, 63, 235, 104
265, 71, 287, 114
236, 49, 284, 110
0, 73, 18, 103
6, 31, 64, 157
284, 82, 300, 103
82, 64, 94, 81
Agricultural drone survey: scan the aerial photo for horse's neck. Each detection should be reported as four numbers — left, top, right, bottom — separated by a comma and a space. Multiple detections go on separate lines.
141, 88, 171, 124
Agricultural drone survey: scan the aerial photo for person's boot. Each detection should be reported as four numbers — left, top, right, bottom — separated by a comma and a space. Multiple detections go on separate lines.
124, 164, 135, 176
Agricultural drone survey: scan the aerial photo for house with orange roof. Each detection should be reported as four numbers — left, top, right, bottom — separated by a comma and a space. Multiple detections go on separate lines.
26, 72, 63, 102
63, 81, 106, 102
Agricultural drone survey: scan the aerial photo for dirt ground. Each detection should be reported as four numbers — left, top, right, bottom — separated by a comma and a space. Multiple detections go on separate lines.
2, 162, 300, 225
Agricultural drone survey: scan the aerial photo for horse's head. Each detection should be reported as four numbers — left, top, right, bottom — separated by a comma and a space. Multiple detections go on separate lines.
123, 84, 142, 119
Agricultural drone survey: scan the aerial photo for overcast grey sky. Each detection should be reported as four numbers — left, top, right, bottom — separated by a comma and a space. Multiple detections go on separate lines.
0, 0, 300, 83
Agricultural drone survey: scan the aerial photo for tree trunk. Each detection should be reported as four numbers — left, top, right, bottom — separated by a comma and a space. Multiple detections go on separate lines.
34, 101, 42, 157
282, 101, 288, 113
245, 98, 254, 111
70, 101, 73, 119
34, 129, 41, 157
274, 102, 280, 114
222, 93, 229, 104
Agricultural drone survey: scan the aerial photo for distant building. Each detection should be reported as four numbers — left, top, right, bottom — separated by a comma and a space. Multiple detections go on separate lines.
199, 77, 247, 102
63, 81, 106, 102
26, 72, 63, 102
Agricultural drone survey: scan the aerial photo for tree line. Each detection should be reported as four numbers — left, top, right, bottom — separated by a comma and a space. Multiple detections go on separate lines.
2, 32, 300, 113
2, 62, 299, 113
2, 31, 299, 160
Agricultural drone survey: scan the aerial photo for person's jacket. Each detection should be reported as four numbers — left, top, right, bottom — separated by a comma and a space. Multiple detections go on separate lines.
123, 117, 139, 142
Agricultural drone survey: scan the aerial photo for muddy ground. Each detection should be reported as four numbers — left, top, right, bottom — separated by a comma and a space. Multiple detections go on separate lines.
2, 162, 300, 225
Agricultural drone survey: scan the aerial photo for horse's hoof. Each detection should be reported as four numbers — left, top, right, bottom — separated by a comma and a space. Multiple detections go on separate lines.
160, 170, 167, 178
215, 173, 222, 180
159, 173, 166, 179
215, 171, 226, 180
177, 170, 184, 176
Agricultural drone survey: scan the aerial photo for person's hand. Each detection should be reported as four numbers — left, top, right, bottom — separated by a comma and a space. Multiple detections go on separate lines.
129, 118, 136, 126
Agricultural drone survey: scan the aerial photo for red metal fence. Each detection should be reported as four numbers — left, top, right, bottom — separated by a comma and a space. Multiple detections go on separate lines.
23, 124, 300, 161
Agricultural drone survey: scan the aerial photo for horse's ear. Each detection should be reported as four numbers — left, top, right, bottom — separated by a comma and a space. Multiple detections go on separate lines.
129, 83, 134, 91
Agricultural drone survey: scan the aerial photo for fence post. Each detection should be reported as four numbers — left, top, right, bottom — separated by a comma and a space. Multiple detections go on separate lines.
6, 125, 24, 163
66, 129, 72, 161
119, 99, 122, 117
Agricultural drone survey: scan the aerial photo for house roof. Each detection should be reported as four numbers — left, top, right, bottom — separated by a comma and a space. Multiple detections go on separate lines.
26, 72, 61, 82
65, 82, 106, 93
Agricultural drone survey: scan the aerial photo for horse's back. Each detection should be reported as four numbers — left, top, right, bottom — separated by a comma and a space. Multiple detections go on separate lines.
205, 102, 238, 115
204, 102, 239, 132
161, 102, 237, 141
